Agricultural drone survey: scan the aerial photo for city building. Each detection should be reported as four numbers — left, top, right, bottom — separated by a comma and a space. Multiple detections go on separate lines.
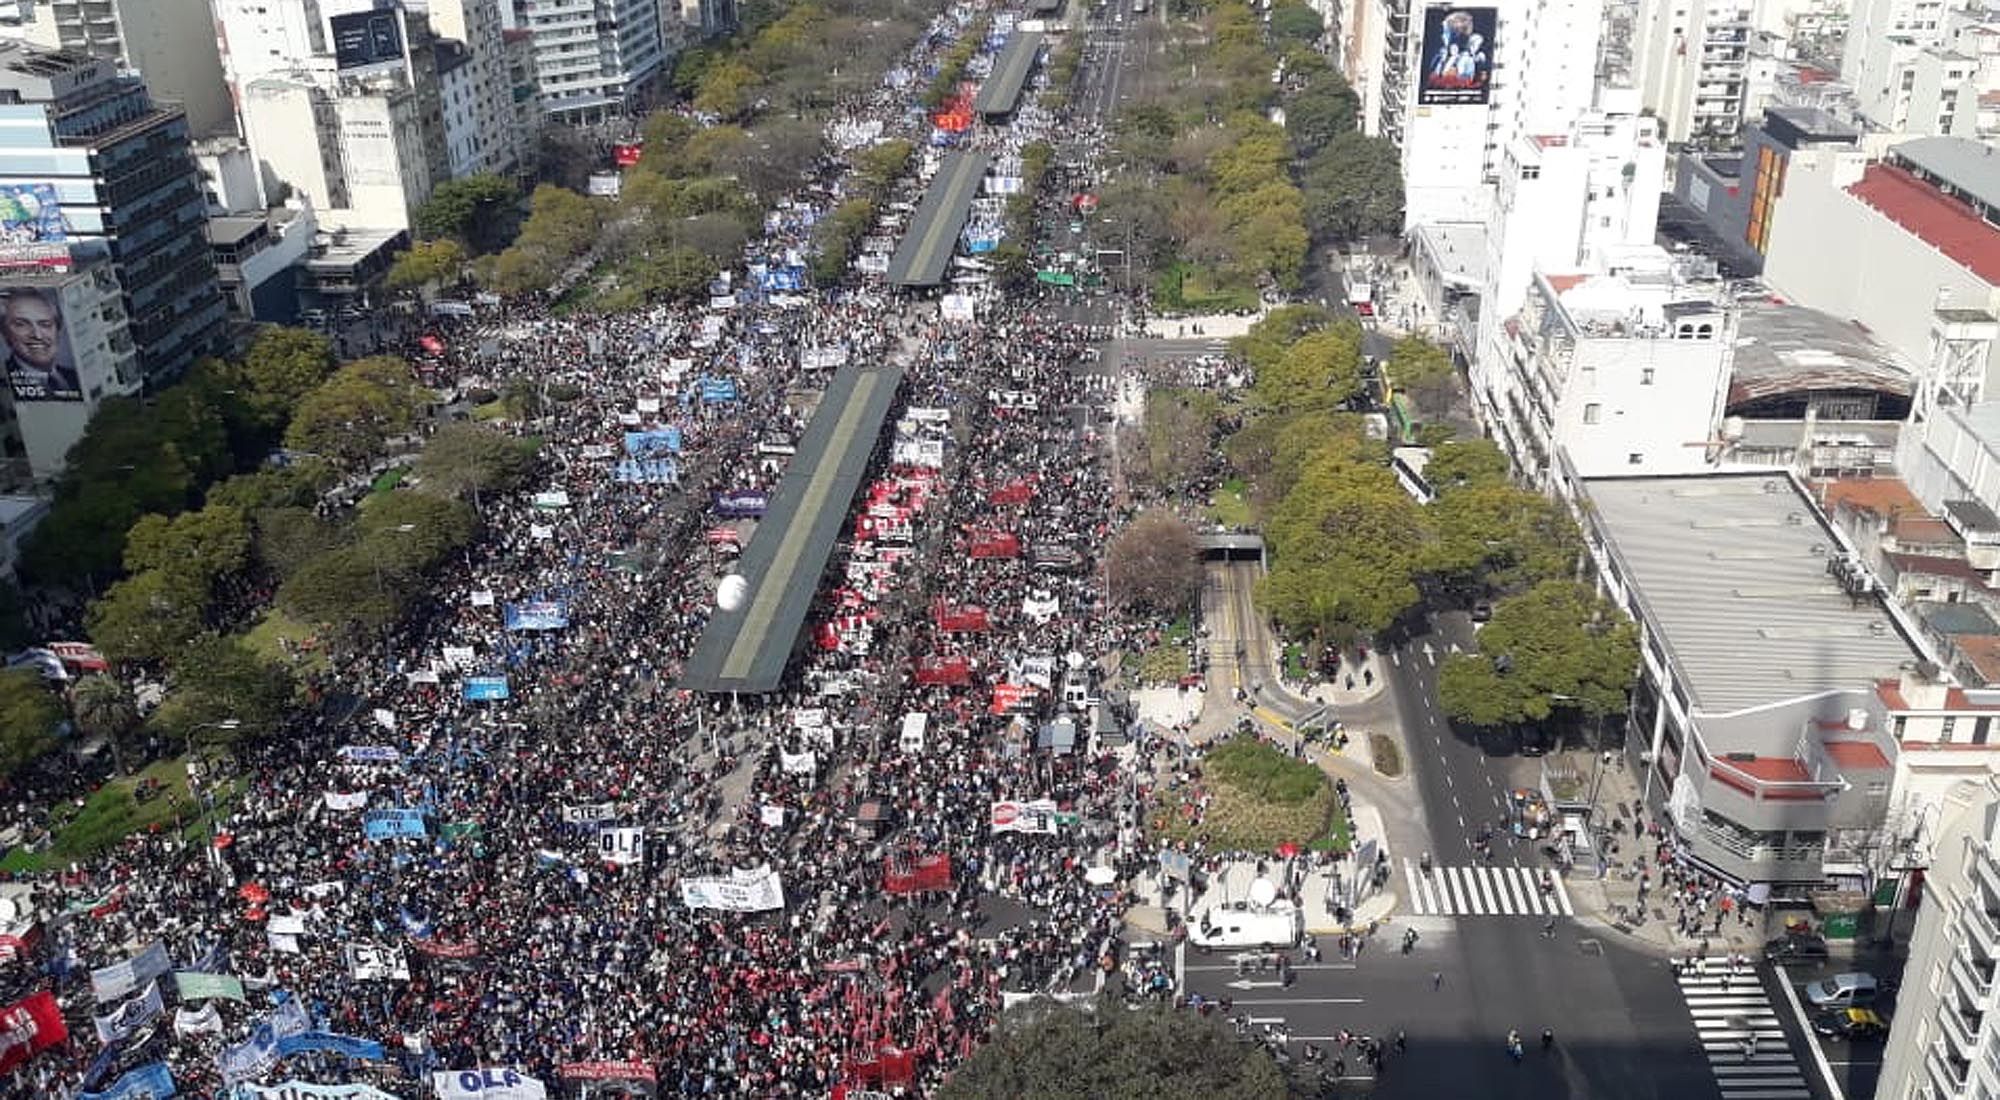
239, 67, 437, 233
1631, 0, 1754, 143
1396, 0, 1602, 228
421, 0, 523, 177
1, 0, 234, 137
207, 205, 318, 323
1667, 105, 1859, 275
1842, 0, 2000, 136
0, 44, 224, 389
1476, 245, 1734, 487
1763, 136, 2000, 418
512, 0, 668, 124
1576, 471, 1932, 887
678, 0, 738, 39
501, 29, 540, 180
1873, 773, 2000, 1100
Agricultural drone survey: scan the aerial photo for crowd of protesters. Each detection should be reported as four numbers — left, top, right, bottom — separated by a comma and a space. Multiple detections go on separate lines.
0, 4, 1232, 1100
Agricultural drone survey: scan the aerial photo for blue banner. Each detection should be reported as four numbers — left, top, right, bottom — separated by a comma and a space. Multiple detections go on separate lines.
757, 267, 806, 291
613, 459, 678, 485
463, 676, 510, 702
502, 601, 569, 631
336, 745, 402, 765
80, 1061, 172, 1100
622, 429, 680, 458
699, 377, 738, 403
274, 1031, 385, 1061
362, 809, 428, 840
218, 999, 309, 1083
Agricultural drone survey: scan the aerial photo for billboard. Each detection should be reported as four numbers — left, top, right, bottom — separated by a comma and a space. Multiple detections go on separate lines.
1, 287, 79, 401
330, 10, 405, 71
0, 184, 67, 269
1417, 7, 1496, 106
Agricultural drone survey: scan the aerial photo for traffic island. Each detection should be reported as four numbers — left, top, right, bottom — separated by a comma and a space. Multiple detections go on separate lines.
1149, 735, 1345, 853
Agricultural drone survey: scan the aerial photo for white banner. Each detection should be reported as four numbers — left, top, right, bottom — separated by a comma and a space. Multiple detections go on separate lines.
371, 708, 397, 730
242, 1084, 399, 1100
760, 805, 786, 828
432, 1068, 549, 1100
267, 913, 308, 937
1023, 593, 1060, 622
323, 791, 368, 812
562, 803, 617, 824
267, 932, 301, 954
443, 646, 477, 668
470, 591, 496, 607
990, 799, 1064, 835
779, 749, 816, 776
343, 943, 410, 981
93, 980, 163, 1044
175, 1001, 223, 1037
680, 867, 786, 912
531, 524, 555, 541
599, 827, 644, 866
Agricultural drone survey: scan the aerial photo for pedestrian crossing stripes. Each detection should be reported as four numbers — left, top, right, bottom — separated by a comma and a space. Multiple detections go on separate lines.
1675, 958, 1813, 1100
1401, 859, 1573, 917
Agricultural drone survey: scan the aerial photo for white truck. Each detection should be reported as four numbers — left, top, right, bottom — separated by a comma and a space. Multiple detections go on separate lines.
1186, 900, 1304, 952
1344, 255, 1375, 317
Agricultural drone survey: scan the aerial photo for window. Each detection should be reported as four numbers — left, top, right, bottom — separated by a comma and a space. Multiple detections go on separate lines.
1942, 716, 1958, 743
1628, 453, 1644, 465
1977, 717, 1992, 745
1519, 164, 1540, 180
1641, 367, 1656, 385
1894, 715, 1908, 738
1583, 403, 1602, 424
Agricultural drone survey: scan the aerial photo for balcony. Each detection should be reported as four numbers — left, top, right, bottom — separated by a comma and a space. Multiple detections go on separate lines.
1927, 1038, 1971, 1094
1936, 998, 1982, 1054
1951, 944, 1995, 1005
1965, 897, 2000, 963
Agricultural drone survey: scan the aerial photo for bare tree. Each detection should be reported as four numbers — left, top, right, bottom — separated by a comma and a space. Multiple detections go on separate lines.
1108, 509, 1204, 613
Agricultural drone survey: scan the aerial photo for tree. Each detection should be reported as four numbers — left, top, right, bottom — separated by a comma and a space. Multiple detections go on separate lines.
1385, 335, 1456, 412
1426, 482, 1581, 593
1423, 437, 1511, 493
1107, 510, 1204, 613
1252, 325, 1363, 413
283, 356, 426, 471
1303, 131, 1405, 242
387, 238, 467, 293
516, 185, 602, 261
250, 506, 341, 581
277, 544, 406, 637
1437, 580, 1639, 729
1232, 305, 1334, 374
1284, 80, 1359, 160
86, 569, 208, 667
1136, 388, 1222, 492
69, 674, 138, 775
166, 634, 295, 738
414, 173, 519, 252
237, 326, 337, 432
694, 58, 762, 119
122, 503, 251, 591
1263, 449, 1428, 637
414, 423, 540, 502
0, 669, 59, 778
356, 491, 479, 574
937, 1002, 1288, 1100
1268, 2, 1324, 44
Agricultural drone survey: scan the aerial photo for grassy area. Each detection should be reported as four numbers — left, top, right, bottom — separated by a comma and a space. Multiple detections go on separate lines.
1151, 736, 1337, 851
1281, 643, 1309, 682
471, 400, 509, 422
370, 467, 408, 494
1132, 644, 1190, 685
244, 607, 332, 679
1209, 478, 1254, 528
1156, 262, 1260, 315
5, 759, 201, 871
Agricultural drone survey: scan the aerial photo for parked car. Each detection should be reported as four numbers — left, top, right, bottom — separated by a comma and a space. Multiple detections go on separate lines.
1812, 1007, 1888, 1040
1806, 973, 1881, 1008
1764, 933, 1831, 965
1471, 601, 1494, 623
1506, 788, 1553, 838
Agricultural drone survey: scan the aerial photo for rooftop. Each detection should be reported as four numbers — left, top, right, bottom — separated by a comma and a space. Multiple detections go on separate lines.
1918, 599, 2000, 637
1412, 221, 1487, 290
207, 216, 266, 248
1728, 299, 1914, 408
1893, 137, 2000, 211
1846, 161, 2000, 285
1583, 474, 1926, 714
1954, 634, 2000, 683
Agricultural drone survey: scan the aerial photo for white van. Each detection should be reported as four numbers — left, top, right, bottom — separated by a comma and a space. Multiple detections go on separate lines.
1805, 973, 1880, 1008
1187, 901, 1303, 952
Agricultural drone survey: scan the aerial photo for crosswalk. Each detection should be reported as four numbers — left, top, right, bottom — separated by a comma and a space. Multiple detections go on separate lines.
1676, 958, 1813, 1100
1401, 859, 1573, 917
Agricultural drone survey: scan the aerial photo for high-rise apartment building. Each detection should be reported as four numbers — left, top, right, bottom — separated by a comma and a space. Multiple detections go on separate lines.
1844, 1, 2000, 137
1, 0, 234, 137
1632, 0, 1754, 143
512, 0, 667, 123
416, 0, 520, 175
1876, 774, 2000, 1100
0, 43, 223, 387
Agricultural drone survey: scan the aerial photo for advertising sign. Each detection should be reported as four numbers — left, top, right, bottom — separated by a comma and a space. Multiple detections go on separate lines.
0, 184, 68, 270
330, 10, 405, 70
1, 287, 79, 401
1418, 7, 1496, 105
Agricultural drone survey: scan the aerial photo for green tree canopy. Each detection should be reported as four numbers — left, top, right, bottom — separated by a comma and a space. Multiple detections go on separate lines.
86, 569, 208, 667
413, 423, 540, 502
1268, 1, 1324, 43
1437, 580, 1640, 728
387, 238, 467, 292
68, 674, 138, 773
1303, 131, 1405, 241
283, 356, 426, 471
165, 634, 295, 738
1252, 324, 1363, 413
936, 1003, 1288, 1100
414, 173, 519, 252
0, 669, 59, 777
1263, 447, 1428, 636
122, 503, 251, 593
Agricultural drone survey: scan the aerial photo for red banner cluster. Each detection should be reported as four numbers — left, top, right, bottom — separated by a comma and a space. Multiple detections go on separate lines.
0, 991, 67, 1075
915, 656, 971, 687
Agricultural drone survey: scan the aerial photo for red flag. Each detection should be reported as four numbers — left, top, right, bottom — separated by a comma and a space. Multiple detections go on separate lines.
0, 991, 67, 1075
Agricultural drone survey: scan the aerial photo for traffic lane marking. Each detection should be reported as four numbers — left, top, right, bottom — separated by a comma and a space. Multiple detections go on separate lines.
1222, 997, 1367, 1005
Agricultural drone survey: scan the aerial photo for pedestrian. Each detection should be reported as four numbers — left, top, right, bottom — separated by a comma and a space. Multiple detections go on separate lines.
1541, 916, 1556, 938
1432, 970, 1444, 991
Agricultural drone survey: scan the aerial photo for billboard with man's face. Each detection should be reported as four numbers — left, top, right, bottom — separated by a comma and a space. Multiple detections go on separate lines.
1418, 7, 1497, 105
1, 287, 79, 402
